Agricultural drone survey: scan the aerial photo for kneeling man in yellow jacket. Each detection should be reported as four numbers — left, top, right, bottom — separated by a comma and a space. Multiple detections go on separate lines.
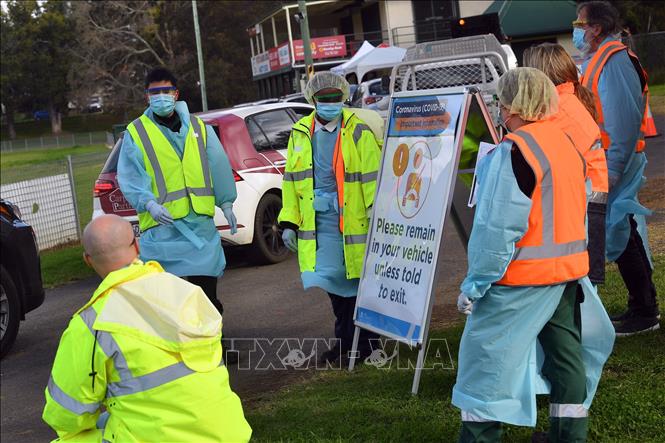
42, 215, 251, 442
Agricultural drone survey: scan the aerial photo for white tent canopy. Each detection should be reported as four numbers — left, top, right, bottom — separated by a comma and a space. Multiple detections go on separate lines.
355, 46, 406, 82
330, 41, 375, 78
331, 42, 406, 83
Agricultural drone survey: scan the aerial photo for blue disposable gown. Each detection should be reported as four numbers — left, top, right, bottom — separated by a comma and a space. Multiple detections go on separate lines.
301, 121, 359, 297
117, 101, 237, 277
582, 36, 652, 263
452, 141, 614, 426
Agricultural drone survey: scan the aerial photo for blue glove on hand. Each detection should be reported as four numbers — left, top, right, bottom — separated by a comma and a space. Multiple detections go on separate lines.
221, 204, 238, 235
457, 293, 473, 315
282, 228, 297, 252
146, 200, 173, 225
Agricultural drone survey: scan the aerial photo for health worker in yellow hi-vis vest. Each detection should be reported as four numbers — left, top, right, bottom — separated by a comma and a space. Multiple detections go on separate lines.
118, 68, 237, 315
42, 215, 251, 443
278, 72, 381, 364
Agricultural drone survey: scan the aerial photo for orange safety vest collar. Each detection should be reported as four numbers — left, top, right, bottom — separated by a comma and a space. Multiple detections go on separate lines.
581, 40, 649, 153
497, 122, 589, 286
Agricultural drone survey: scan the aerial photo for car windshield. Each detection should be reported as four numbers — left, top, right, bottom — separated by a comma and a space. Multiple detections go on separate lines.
368, 81, 389, 96
102, 137, 123, 173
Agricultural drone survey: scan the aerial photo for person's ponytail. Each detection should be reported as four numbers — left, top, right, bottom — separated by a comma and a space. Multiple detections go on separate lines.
574, 82, 598, 122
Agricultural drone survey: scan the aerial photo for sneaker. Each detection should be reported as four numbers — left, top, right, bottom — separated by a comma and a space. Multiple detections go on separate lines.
609, 309, 633, 323
610, 309, 661, 324
319, 345, 342, 364
614, 315, 660, 337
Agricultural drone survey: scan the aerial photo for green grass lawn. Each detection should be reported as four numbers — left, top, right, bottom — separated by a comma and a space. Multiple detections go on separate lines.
648, 83, 665, 115
246, 257, 665, 442
0, 144, 108, 170
39, 244, 95, 288
1, 112, 135, 139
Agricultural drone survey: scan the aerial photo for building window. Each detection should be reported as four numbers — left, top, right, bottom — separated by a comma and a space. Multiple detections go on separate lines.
412, 0, 459, 43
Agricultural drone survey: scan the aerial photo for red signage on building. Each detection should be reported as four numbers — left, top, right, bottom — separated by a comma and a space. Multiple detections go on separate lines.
293, 35, 347, 61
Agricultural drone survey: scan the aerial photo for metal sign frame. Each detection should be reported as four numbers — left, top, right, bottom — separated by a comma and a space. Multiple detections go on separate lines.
348, 87, 470, 395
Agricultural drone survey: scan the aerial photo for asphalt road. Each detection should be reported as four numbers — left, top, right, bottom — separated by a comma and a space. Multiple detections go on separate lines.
0, 220, 467, 442
1, 121, 662, 442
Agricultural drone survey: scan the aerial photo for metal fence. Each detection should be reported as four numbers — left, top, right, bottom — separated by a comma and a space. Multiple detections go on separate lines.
0, 149, 111, 251
0, 131, 112, 152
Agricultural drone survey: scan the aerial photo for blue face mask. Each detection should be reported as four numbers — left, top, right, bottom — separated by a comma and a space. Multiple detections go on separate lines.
572, 28, 590, 53
316, 102, 343, 121
149, 94, 176, 117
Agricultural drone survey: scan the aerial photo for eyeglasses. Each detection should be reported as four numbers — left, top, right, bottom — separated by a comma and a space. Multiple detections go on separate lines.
145, 86, 177, 95
572, 20, 589, 28
314, 92, 344, 103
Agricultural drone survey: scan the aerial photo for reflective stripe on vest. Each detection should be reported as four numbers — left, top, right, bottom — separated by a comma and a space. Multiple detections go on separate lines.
278, 110, 378, 279
582, 41, 649, 153
47, 376, 101, 415
511, 131, 586, 261
106, 359, 223, 398
498, 124, 589, 286
80, 307, 133, 380
131, 116, 213, 203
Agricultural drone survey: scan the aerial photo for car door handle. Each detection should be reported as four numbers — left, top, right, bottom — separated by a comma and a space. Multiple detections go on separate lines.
273, 160, 287, 166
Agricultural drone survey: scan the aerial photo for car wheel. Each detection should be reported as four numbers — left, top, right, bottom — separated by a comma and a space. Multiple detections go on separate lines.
251, 193, 289, 264
1, 266, 21, 359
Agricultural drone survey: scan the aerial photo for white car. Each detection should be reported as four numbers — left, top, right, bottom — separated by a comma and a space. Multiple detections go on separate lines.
348, 78, 391, 118
92, 102, 314, 264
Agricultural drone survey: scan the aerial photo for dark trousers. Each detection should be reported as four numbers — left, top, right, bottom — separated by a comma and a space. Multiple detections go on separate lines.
587, 202, 606, 284
327, 293, 378, 353
616, 216, 659, 317
186, 275, 223, 315
460, 282, 588, 443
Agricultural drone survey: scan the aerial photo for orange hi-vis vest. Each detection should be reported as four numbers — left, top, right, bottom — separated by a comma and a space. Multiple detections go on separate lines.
581, 40, 649, 153
497, 121, 589, 286
552, 82, 608, 202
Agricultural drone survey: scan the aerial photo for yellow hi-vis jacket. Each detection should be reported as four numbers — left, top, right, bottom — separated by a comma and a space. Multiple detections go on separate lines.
278, 109, 381, 279
42, 261, 251, 443
126, 115, 215, 232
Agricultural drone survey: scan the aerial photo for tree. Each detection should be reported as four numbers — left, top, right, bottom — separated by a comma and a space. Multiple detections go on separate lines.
68, 1, 185, 116
68, 0, 280, 116
1, 0, 73, 136
1, 1, 38, 139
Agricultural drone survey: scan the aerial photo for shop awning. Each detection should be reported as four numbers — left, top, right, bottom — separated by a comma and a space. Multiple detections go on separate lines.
484, 0, 577, 38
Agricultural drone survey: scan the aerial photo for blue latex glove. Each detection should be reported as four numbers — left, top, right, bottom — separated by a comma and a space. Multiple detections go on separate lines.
221, 203, 237, 235
146, 200, 173, 225
282, 228, 297, 252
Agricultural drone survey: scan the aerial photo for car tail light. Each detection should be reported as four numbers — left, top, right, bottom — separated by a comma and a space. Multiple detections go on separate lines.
94, 179, 115, 197
233, 170, 243, 182
0, 202, 21, 220
364, 96, 383, 105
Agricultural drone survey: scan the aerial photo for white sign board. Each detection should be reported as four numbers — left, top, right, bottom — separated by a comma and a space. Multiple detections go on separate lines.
355, 92, 466, 345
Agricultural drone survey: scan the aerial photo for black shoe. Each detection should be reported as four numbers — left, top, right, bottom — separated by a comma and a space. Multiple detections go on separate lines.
531, 431, 548, 443
611, 309, 661, 324
610, 308, 634, 323
614, 315, 660, 337
319, 345, 342, 364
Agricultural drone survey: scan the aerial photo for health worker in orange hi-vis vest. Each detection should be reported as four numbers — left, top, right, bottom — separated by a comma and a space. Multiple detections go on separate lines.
575, 1, 659, 336
523, 43, 608, 285
452, 68, 614, 443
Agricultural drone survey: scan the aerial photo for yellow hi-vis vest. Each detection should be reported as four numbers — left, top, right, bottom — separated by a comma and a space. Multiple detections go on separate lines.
126, 115, 215, 231
42, 260, 252, 443
278, 109, 381, 279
